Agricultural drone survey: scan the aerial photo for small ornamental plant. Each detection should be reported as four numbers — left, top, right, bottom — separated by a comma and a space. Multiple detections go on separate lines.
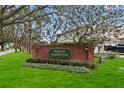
26, 58, 95, 69
26, 58, 85, 66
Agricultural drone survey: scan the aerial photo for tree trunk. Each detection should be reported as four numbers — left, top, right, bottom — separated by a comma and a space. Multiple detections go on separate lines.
18, 43, 22, 51
14, 43, 18, 52
98, 46, 101, 55
97, 45, 103, 55
79, 36, 83, 44
1, 44, 4, 51
19, 46, 21, 51
28, 22, 32, 53
97, 45, 104, 64
15, 48, 17, 52
0, 16, 4, 51
21, 45, 24, 51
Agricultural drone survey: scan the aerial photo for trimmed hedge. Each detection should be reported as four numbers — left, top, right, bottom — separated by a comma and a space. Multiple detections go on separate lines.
24, 63, 90, 74
26, 58, 88, 67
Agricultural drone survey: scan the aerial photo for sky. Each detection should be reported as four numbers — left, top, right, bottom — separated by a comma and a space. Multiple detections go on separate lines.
1, 0, 124, 5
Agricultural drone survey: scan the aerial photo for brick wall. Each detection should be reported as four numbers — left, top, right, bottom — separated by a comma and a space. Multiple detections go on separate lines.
32, 45, 94, 64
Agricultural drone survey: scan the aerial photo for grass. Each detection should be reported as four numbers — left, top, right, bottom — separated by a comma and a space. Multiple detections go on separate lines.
0, 52, 124, 87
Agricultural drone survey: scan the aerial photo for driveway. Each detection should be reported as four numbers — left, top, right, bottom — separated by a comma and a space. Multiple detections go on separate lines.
0, 49, 15, 56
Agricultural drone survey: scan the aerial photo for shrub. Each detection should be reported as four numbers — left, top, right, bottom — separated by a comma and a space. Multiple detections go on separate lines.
50, 41, 79, 45
106, 52, 117, 59
26, 58, 86, 67
24, 63, 90, 74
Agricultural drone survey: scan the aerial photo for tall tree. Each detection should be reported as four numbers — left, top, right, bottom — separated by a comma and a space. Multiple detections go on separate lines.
0, 5, 54, 51
52, 6, 123, 49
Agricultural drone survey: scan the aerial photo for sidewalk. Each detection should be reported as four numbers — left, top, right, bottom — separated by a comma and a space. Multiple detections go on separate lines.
0, 50, 15, 56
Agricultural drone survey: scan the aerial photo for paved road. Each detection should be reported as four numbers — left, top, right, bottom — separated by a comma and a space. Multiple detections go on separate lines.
0, 50, 15, 56
118, 55, 124, 58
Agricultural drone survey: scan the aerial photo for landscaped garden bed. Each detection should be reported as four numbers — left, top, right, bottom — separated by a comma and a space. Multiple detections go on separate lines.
26, 58, 88, 66
24, 63, 90, 74
29, 43, 95, 73
25, 58, 90, 73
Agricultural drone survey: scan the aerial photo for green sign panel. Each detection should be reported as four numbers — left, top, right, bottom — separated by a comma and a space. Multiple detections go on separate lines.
48, 48, 72, 58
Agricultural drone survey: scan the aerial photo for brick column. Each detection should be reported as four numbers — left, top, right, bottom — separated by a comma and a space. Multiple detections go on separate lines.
88, 46, 94, 65
32, 47, 39, 59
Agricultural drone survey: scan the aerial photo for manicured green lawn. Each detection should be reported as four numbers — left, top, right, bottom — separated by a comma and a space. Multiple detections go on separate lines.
0, 52, 124, 88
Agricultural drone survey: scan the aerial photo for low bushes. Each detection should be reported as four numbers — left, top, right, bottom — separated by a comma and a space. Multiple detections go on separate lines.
106, 52, 117, 59
26, 58, 88, 67
24, 63, 90, 74
25, 58, 94, 73
95, 52, 117, 60
50, 41, 79, 45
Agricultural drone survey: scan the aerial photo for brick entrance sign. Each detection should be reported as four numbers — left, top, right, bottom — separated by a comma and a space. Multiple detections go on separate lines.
32, 45, 94, 65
